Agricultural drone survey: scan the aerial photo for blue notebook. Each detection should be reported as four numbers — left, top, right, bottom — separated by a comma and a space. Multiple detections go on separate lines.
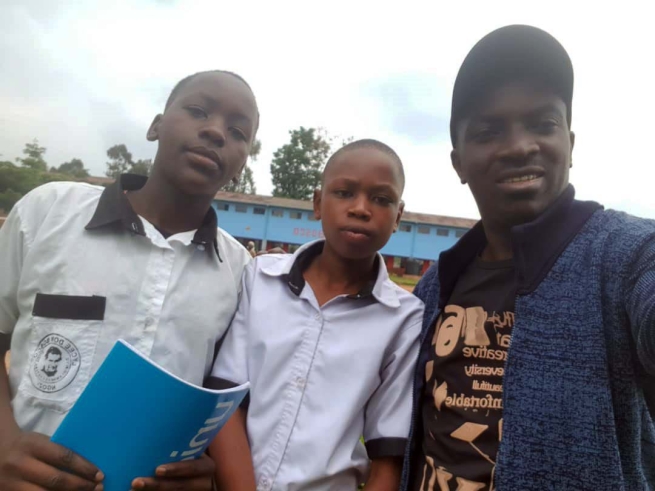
51, 339, 248, 491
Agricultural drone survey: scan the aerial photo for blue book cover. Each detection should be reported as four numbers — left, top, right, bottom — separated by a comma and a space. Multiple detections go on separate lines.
51, 339, 248, 491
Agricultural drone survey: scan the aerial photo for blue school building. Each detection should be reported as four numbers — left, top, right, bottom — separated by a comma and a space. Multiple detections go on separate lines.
212, 192, 477, 275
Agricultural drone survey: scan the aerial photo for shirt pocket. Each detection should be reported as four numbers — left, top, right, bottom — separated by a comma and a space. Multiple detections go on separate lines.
16, 293, 105, 413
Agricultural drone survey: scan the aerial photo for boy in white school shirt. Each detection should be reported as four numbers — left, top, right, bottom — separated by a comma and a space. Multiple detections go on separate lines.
208, 139, 424, 491
0, 70, 259, 491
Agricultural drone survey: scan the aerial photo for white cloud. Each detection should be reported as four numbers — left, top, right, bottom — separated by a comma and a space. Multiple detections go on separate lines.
1, 0, 653, 220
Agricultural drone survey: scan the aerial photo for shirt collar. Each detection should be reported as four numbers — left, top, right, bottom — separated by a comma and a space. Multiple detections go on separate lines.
85, 174, 218, 247
261, 240, 400, 308
437, 184, 603, 307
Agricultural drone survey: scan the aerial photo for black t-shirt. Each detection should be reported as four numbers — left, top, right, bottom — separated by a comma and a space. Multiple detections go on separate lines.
412, 257, 516, 491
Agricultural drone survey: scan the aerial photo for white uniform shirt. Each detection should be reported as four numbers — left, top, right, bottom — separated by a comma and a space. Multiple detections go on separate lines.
0, 175, 251, 436
209, 241, 424, 491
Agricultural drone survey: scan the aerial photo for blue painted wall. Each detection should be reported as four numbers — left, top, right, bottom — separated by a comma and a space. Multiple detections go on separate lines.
212, 199, 469, 261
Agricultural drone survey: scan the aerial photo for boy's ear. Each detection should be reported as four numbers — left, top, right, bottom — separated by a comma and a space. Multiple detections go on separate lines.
147, 114, 163, 142
451, 149, 466, 184
231, 160, 247, 185
393, 200, 405, 233
312, 188, 322, 220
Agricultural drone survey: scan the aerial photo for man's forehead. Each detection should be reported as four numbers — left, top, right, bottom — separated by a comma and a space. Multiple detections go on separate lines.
468, 83, 568, 119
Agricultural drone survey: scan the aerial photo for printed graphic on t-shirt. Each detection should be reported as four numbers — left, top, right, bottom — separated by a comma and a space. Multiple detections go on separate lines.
416, 305, 514, 491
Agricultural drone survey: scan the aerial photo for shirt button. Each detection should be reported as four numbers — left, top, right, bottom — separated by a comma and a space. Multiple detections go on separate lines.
197, 244, 206, 251
314, 312, 321, 321
145, 317, 154, 327
295, 376, 306, 389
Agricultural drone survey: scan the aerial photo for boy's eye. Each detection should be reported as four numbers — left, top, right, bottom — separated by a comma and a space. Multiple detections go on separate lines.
373, 196, 393, 206
334, 190, 352, 198
229, 127, 247, 141
186, 106, 208, 119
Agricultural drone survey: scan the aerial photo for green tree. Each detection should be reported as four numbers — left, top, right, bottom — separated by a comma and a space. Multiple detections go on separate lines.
130, 159, 153, 177
105, 144, 134, 179
16, 139, 47, 172
270, 128, 331, 200
0, 161, 67, 213
224, 138, 261, 194
52, 158, 89, 178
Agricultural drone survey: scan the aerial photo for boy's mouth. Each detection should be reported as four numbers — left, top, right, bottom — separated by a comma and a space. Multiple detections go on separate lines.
340, 226, 372, 242
186, 146, 222, 170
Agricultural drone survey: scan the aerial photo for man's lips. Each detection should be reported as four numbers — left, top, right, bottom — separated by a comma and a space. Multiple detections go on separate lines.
496, 167, 544, 184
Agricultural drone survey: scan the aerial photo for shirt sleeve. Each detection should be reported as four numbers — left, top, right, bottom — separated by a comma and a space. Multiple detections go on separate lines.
625, 235, 655, 376
363, 313, 422, 459
205, 261, 254, 390
0, 207, 27, 352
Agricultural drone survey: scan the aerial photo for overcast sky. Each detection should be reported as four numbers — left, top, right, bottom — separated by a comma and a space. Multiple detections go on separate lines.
1, 0, 653, 220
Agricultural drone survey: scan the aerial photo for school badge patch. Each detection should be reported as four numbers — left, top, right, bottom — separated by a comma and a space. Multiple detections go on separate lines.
29, 333, 81, 393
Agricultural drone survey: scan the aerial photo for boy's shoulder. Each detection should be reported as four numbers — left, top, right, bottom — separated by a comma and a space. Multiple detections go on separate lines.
17, 180, 103, 209
382, 276, 425, 320
247, 251, 292, 275
12, 181, 104, 230
215, 226, 251, 263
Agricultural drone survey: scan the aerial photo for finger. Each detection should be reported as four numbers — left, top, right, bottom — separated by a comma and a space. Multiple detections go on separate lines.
12, 454, 100, 491
154, 456, 214, 479
1, 481, 47, 491
29, 436, 103, 483
132, 476, 210, 491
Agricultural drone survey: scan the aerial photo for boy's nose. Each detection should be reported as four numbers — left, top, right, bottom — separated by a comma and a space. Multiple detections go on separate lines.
200, 125, 226, 147
348, 197, 371, 220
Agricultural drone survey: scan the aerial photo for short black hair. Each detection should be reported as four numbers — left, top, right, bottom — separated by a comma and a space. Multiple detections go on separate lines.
323, 139, 405, 190
45, 346, 62, 359
164, 70, 260, 133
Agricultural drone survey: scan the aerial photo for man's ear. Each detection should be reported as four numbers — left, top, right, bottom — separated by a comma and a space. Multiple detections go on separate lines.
312, 188, 322, 220
451, 149, 466, 184
569, 131, 575, 167
147, 114, 163, 142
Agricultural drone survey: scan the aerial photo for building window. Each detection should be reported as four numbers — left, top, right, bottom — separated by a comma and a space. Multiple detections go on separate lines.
289, 211, 302, 220
217, 203, 229, 211
235, 204, 248, 213
271, 209, 284, 217
436, 228, 449, 237
307, 212, 318, 221
253, 207, 265, 215
417, 226, 430, 235
455, 229, 466, 238
399, 224, 412, 233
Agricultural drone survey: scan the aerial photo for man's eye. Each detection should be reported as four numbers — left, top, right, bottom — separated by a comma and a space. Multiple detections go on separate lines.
472, 128, 499, 143
531, 120, 558, 134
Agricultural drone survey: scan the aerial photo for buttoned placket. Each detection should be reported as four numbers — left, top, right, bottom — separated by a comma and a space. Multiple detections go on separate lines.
257, 288, 326, 491
130, 227, 176, 357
